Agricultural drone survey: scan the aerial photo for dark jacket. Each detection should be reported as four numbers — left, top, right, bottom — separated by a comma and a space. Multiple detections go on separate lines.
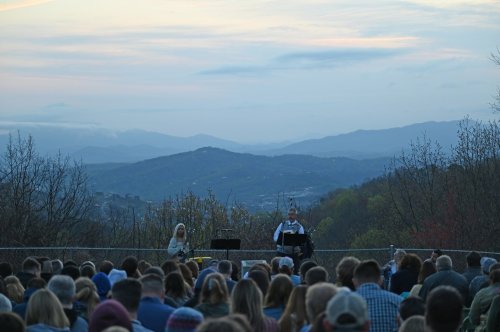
195, 302, 230, 318
462, 267, 482, 285
418, 267, 469, 302
16, 271, 37, 288
390, 268, 418, 295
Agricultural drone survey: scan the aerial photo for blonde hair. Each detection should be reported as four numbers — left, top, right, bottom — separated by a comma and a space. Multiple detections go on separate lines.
278, 284, 308, 332
201, 273, 229, 305
4, 276, 25, 303
75, 277, 100, 319
173, 223, 187, 241
26, 289, 69, 328
231, 279, 265, 331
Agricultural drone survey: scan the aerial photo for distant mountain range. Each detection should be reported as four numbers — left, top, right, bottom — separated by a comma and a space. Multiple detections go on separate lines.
0, 120, 466, 210
0, 120, 463, 163
263, 121, 460, 158
86, 147, 391, 210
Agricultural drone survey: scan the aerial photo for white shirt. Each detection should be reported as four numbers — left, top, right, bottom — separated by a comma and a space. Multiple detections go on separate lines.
273, 220, 305, 242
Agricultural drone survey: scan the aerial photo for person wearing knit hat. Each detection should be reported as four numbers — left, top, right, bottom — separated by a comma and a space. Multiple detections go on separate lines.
81, 261, 96, 270
92, 272, 112, 301
89, 299, 132, 332
108, 269, 127, 287
480, 257, 498, 275
0, 293, 12, 312
469, 257, 498, 300
165, 307, 203, 332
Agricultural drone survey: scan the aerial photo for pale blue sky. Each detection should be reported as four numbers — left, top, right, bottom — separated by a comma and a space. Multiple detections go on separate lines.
0, 0, 499, 143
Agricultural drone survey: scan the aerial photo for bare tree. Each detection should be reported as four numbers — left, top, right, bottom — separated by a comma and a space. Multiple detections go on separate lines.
491, 48, 500, 113
0, 133, 93, 246
449, 119, 500, 249
387, 135, 448, 245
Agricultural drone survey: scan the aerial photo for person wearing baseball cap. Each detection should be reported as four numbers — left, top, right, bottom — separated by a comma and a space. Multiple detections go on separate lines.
323, 290, 370, 332
278, 257, 300, 286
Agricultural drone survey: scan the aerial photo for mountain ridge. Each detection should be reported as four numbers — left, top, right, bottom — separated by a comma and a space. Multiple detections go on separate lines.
0, 120, 463, 163
87, 147, 391, 210
263, 120, 461, 157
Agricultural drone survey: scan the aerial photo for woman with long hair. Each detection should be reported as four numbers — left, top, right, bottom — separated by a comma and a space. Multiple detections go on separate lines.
390, 253, 422, 297
164, 272, 190, 307
168, 223, 189, 262
75, 277, 100, 321
4, 276, 25, 304
248, 269, 270, 298
161, 260, 180, 276
185, 260, 199, 281
263, 274, 293, 320
178, 263, 195, 292
231, 279, 278, 332
195, 272, 230, 318
409, 259, 436, 297
278, 284, 308, 332
26, 289, 70, 332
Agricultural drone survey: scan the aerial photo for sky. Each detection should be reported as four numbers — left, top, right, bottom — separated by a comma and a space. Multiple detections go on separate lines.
0, 0, 499, 143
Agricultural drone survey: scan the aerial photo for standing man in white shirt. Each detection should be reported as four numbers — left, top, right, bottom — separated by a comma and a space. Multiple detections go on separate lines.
273, 207, 305, 271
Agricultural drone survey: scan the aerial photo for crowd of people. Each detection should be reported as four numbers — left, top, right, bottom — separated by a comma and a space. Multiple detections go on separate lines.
0, 248, 498, 332
0, 218, 498, 331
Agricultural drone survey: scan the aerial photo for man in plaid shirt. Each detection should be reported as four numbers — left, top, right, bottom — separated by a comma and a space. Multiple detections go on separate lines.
354, 260, 402, 332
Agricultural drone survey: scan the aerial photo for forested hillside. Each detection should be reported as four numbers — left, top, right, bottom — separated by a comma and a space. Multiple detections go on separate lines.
86, 148, 390, 210
307, 119, 500, 251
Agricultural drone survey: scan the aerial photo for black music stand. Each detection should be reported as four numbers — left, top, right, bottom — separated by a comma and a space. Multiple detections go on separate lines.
210, 239, 241, 260
276, 233, 307, 273
276, 233, 307, 247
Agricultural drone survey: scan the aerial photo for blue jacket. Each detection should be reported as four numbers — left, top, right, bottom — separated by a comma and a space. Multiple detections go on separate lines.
27, 324, 70, 332
137, 297, 175, 332
263, 305, 285, 321
132, 319, 154, 332
13, 287, 40, 319
63, 308, 88, 332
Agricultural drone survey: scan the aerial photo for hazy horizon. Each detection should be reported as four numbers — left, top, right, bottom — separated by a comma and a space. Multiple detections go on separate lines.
0, 119, 464, 146
1, 1, 499, 143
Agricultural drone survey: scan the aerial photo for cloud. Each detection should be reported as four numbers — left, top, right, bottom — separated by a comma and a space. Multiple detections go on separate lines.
276, 48, 403, 65
0, 120, 101, 130
303, 37, 421, 49
199, 65, 270, 76
0, 0, 54, 12
200, 47, 403, 75
0, 26, 233, 77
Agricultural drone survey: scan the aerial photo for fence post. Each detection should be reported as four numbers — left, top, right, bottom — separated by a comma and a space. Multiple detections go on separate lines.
389, 244, 395, 262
